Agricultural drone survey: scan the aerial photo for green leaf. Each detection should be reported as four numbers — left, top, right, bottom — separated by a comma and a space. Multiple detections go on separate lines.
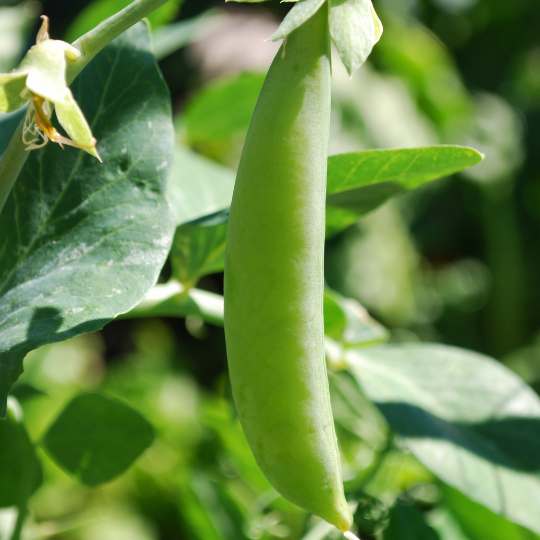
0, 23, 175, 418
171, 220, 228, 288
42, 393, 154, 486
325, 146, 484, 237
65, 0, 184, 43
385, 502, 440, 540
171, 145, 483, 240
329, 0, 382, 76
325, 288, 388, 346
184, 72, 265, 147
269, 0, 327, 41
167, 145, 236, 226
443, 486, 540, 540
0, 399, 42, 508
346, 344, 540, 536
8, 383, 46, 402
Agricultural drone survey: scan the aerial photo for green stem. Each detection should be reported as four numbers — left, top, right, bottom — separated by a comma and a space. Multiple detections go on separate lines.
0, 121, 26, 216
68, 0, 170, 82
480, 183, 526, 356
0, 0, 170, 215
9, 505, 26, 540
120, 280, 225, 327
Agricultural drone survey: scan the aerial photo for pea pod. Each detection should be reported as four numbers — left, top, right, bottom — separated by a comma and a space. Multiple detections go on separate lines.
224, 4, 353, 532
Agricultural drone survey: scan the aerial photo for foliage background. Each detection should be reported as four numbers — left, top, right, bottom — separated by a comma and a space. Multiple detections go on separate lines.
1, 0, 540, 539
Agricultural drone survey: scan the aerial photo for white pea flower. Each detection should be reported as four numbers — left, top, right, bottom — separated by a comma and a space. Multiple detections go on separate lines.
0, 16, 101, 161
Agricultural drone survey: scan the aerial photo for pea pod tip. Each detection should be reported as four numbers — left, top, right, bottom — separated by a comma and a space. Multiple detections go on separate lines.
343, 532, 360, 540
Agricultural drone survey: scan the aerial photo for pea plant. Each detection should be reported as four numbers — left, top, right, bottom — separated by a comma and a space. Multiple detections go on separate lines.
1, 1, 540, 540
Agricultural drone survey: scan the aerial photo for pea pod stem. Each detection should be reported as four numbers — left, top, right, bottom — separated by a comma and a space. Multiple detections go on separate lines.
0, 0, 170, 215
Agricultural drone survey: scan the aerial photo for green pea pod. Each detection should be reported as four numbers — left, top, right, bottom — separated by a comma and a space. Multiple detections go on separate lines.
224, 3, 353, 533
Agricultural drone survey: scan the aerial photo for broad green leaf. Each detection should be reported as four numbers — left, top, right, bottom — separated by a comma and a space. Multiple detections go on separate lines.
326, 146, 483, 237
346, 344, 540, 536
329, 0, 382, 76
65, 0, 184, 43
269, 0, 327, 41
42, 394, 154, 486
171, 220, 228, 289
167, 145, 236, 226
0, 23, 175, 418
184, 72, 265, 147
0, 399, 42, 508
442, 486, 540, 540
385, 502, 440, 540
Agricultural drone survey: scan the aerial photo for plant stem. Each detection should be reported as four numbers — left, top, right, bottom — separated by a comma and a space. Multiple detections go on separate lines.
0, 121, 26, 216
68, 0, 170, 82
9, 505, 26, 540
0, 0, 170, 215
120, 280, 225, 327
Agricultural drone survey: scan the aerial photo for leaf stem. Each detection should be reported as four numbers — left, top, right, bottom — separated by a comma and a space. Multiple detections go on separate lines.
120, 280, 225, 327
9, 505, 26, 540
0, 0, 170, 215
68, 0, 170, 82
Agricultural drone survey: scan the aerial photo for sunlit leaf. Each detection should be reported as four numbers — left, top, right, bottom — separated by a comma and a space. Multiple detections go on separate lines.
346, 344, 540, 536
329, 0, 382, 76
326, 146, 483, 237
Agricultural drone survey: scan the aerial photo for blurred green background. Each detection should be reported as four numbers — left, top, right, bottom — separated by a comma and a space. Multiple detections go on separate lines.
1, 0, 540, 538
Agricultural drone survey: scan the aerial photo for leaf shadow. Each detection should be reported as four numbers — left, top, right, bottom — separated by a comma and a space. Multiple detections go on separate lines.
0, 306, 110, 419
376, 401, 540, 472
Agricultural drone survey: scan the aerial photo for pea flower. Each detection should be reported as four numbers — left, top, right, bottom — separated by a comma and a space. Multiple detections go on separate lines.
0, 16, 101, 161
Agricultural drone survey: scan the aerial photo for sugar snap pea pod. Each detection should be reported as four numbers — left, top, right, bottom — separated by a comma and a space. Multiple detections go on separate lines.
224, 4, 353, 533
